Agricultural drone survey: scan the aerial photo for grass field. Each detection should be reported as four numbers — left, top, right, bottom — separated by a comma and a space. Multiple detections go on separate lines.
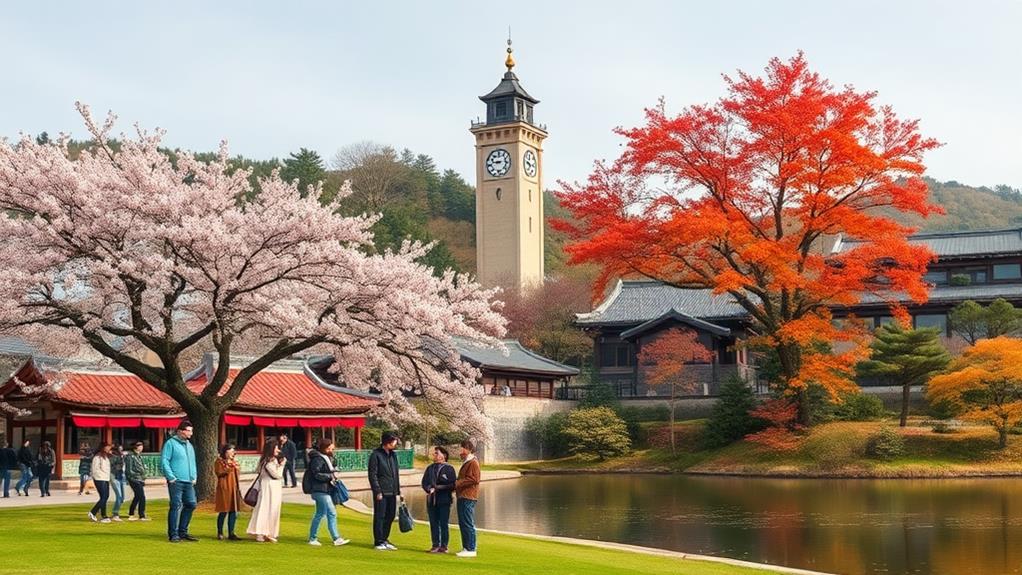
0, 502, 780, 575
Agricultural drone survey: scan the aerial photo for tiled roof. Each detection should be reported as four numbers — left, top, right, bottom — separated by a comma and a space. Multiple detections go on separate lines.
2, 361, 378, 414
619, 310, 731, 339
455, 339, 579, 377
852, 282, 1022, 307
480, 71, 538, 104
835, 228, 1022, 258
576, 280, 750, 326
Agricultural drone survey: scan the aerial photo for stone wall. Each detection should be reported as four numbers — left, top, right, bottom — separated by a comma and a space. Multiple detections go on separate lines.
479, 396, 574, 463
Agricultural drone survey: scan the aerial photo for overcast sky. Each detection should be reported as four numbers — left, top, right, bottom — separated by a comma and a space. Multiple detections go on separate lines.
4, 1, 1020, 190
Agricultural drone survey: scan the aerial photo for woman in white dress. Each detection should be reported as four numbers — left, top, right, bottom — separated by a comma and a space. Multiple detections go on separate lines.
247, 441, 285, 542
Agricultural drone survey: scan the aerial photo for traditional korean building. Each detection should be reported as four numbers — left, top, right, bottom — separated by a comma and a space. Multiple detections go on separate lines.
577, 228, 1022, 398
0, 350, 390, 479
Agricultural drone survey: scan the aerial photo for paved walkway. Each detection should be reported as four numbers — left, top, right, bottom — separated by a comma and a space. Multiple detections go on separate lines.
0, 469, 522, 508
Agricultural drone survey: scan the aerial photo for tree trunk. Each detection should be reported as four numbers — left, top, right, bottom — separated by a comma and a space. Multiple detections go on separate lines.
186, 408, 222, 502
669, 384, 676, 453
795, 387, 810, 427
999, 426, 1009, 449
777, 343, 810, 426
900, 382, 910, 427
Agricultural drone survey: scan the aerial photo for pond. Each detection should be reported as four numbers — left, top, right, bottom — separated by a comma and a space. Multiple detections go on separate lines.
367, 474, 1022, 575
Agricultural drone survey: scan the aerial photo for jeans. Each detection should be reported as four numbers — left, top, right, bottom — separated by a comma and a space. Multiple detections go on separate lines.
283, 461, 297, 487
372, 494, 397, 546
91, 480, 110, 518
457, 498, 477, 552
217, 511, 237, 536
37, 470, 51, 496
427, 503, 451, 548
1, 468, 9, 497
310, 492, 340, 541
15, 464, 33, 494
167, 481, 197, 539
128, 480, 147, 517
79, 473, 90, 494
111, 476, 125, 515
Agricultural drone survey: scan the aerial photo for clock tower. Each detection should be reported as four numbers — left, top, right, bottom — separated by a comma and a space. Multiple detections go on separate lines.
471, 38, 548, 292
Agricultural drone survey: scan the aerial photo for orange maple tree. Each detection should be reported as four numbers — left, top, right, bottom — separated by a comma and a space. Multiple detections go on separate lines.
928, 337, 1022, 448
637, 328, 713, 451
556, 53, 941, 424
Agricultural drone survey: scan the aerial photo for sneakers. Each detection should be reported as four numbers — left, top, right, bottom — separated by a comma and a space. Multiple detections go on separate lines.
308, 539, 322, 546
99, 518, 112, 524
384, 542, 398, 551
333, 538, 350, 546
456, 550, 477, 558
140, 517, 152, 522
88, 512, 98, 522
127, 516, 138, 522
181, 534, 199, 542
111, 516, 123, 522
374, 544, 389, 551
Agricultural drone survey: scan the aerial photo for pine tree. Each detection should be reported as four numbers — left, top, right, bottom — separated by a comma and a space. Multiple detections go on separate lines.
280, 148, 326, 197
858, 323, 951, 427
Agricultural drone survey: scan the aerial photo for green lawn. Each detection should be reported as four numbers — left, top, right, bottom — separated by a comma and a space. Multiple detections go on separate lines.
0, 503, 777, 575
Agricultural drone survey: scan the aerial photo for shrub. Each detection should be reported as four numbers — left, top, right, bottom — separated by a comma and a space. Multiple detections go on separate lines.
524, 411, 571, 459
832, 392, 886, 421
703, 375, 764, 448
927, 398, 961, 420
562, 407, 631, 460
578, 379, 621, 410
617, 405, 671, 423
865, 427, 905, 460
930, 421, 958, 434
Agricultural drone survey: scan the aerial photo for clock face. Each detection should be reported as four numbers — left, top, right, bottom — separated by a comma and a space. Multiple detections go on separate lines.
523, 149, 537, 178
486, 148, 511, 177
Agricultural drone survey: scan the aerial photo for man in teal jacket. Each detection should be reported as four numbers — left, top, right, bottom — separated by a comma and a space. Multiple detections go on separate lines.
161, 420, 198, 542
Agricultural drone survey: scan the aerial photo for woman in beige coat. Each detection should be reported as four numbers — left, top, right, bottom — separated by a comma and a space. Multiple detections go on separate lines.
246, 442, 285, 542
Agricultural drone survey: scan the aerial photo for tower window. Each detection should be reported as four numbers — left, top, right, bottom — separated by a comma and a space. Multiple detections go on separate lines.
529, 189, 532, 202
495, 188, 502, 201
516, 100, 524, 119
495, 101, 508, 119
529, 217, 532, 233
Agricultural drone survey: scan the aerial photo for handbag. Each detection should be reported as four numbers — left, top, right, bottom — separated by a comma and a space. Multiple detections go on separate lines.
243, 468, 261, 507
398, 500, 414, 533
331, 480, 350, 505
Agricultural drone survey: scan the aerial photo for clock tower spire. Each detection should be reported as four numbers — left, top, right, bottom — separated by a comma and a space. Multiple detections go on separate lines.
471, 38, 547, 292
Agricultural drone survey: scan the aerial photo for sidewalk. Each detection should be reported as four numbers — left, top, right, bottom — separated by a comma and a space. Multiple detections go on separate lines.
0, 469, 521, 509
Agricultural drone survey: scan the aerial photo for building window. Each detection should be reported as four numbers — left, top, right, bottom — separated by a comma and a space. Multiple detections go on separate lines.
600, 342, 635, 368
873, 316, 895, 330
923, 270, 948, 285
495, 188, 501, 201
951, 267, 987, 285
64, 423, 103, 455
516, 100, 524, 119
528, 189, 532, 202
993, 263, 1022, 280
529, 217, 532, 233
226, 425, 260, 452
495, 101, 508, 119
111, 427, 159, 451
913, 314, 948, 335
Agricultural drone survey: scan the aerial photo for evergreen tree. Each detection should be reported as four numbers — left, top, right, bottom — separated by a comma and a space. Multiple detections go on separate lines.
857, 323, 951, 427
280, 148, 326, 197
703, 375, 763, 448
949, 298, 1022, 344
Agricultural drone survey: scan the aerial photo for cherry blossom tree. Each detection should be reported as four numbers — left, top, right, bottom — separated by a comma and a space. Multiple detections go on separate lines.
0, 104, 506, 498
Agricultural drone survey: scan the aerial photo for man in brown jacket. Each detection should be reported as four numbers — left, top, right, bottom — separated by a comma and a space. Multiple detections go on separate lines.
454, 439, 481, 557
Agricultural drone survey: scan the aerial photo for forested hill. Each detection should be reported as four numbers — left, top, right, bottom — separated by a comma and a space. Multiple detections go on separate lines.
884, 178, 1022, 231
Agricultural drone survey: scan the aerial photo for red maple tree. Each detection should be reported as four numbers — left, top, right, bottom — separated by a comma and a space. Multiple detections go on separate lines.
637, 328, 713, 452
556, 54, 941, 424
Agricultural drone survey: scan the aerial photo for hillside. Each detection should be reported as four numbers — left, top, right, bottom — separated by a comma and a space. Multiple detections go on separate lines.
883, 178, 1022, 231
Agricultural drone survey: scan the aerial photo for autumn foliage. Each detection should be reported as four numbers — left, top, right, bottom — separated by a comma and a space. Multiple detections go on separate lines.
928, 337, 1022, 448
637, 328, 713, 451
745, 398, 805, 451
556, 54, 941, 423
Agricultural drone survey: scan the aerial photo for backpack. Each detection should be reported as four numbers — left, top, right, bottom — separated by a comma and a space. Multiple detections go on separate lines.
301, 459, 314, 494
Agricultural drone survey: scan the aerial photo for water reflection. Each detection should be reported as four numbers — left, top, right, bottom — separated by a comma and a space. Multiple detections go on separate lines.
363, 475, 1022, 575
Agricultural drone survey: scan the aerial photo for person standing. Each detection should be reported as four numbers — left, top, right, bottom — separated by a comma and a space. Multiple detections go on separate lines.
368, 432, 402, 551
35, 441, 55, 497
421, 445, 456, 553
124, 441, 149, 521
110, 445, 126, 521
89, 442, 113, 523
0, 441, 16, 498
161, 420, 198, 542
214, 443, 243, 541
247, 442, 285, 543
77, 444, 93, 496
277, 433, 298, 488
455, 439, 481, 558
15, 439, 33, 496
304, 438, 350, 547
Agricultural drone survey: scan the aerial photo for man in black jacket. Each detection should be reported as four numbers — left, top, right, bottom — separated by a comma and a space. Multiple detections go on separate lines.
15, 439, 34, 496
277, 433, 298, 488
367, 432, 402, 550
0, 441, 17, 498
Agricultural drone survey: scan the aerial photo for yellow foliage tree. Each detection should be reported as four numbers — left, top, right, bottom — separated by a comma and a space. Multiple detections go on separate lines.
928, 337, 1022, 448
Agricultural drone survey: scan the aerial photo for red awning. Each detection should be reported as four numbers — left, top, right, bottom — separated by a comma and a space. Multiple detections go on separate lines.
298, 418, 330, 428
223, 414, 251, 426
106, 418, 141, 428
71, 415, 107, 428
274, 417, 298, 427
339, 418, 363, 428
252, 416, 277, 427
143, 417, 183, 429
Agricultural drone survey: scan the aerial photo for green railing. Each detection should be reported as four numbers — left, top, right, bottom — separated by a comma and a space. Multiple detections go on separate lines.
63, 450, 413, 478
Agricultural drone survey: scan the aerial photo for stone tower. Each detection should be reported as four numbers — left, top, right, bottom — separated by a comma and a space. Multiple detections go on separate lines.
471, 39, 547, 292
